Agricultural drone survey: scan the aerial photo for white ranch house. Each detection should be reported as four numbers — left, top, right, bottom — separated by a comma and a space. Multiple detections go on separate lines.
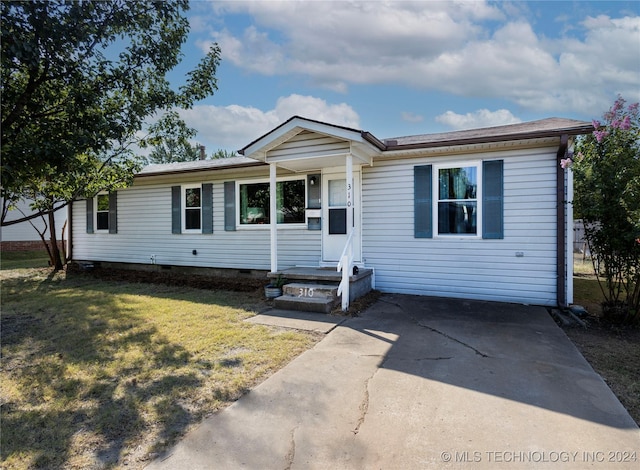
70, 116, 592, 310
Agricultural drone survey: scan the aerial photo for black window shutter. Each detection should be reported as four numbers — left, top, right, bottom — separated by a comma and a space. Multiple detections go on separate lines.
202, 183, 213, 234
414, 165, 433, 238
86, 198, 94, 234
171, 186, 181, 234
224, 181, 236, 231
482, 160, 504, 239
108, 192, 118, 234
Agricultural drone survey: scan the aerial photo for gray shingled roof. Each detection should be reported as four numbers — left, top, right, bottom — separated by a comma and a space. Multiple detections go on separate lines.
136, 117, 592, 177
137, 156, 264, 177
383, 118, 592, 149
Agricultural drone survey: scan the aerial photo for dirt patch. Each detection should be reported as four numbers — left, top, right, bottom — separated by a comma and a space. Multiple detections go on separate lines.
332, 289, 382, 316
562, 320, 640, 425
72, 264, 384, 317
69, 264, 266, 293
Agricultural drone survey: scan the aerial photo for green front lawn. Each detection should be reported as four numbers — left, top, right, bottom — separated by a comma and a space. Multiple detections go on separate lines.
0, 250, 50, 270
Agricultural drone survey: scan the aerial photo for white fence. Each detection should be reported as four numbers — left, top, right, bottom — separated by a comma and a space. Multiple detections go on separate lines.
573, 219, 586, 253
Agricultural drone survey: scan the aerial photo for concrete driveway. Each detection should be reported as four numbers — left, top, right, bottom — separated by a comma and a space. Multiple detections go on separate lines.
147, 295, 639, 469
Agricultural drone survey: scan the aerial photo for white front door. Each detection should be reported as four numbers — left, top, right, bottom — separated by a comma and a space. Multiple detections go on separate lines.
322, 169, 361, 263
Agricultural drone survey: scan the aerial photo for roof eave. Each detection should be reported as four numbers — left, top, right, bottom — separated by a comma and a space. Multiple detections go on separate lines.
361, 131, 387, 151
135, 160, 266, 178
384, 124, 594, 152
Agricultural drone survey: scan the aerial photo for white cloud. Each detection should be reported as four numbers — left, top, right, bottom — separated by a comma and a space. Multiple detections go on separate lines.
200, 2, 639, 116
555, 15, 640, 109
204, 1, 503, 90
401, 112, 424, 123
177, 94, 360, 152
271, 94, 360, 126
208, 26, 285, 75
435, 109, 522, 130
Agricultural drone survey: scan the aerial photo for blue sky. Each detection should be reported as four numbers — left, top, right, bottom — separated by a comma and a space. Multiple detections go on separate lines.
166, 1, 640, 153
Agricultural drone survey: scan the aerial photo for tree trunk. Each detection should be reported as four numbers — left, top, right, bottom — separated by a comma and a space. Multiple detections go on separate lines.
48, 210, 64, 271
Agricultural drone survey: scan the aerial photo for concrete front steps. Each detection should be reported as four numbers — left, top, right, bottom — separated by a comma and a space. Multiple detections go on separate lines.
275, 282, 340, 313
268, 267, 374, 314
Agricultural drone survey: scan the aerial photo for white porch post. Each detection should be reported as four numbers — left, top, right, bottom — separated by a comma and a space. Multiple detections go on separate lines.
346, 153, 353, 238
342, 154, 354, 311
270, 163, 278, 273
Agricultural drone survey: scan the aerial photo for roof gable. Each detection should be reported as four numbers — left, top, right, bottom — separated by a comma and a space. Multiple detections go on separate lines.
239, 116, 385, 159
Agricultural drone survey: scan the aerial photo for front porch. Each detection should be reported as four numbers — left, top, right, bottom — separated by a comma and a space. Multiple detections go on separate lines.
267, 267, 374, 313
240, 116, 385, 311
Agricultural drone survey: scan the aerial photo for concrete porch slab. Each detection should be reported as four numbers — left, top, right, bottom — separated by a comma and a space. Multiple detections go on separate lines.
268, 266, 373, 283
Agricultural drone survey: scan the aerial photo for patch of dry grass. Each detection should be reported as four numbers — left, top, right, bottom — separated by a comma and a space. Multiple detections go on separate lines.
0, 268, 321, 469
573, 252, 599, 278
564, 324, 640, 425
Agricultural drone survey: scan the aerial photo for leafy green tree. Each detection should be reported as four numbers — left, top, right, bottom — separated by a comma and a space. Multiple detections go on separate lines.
571, 96, 640, 324
211, 149, 239, 159
143, 112, 201, 164
141, 116, 240, 164
1, 0, 221, 270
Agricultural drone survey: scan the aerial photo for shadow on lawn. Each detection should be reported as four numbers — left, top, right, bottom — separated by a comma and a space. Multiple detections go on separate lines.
0, 272, 239, 469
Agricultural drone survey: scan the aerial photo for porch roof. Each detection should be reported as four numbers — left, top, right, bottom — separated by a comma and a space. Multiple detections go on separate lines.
239, 115, 386, 156
239, 116, 386, 172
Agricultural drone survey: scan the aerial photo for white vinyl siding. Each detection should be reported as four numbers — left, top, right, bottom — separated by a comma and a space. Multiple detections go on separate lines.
71, 142, 563, 306
72, 175, 321, 270
362, 146, 559, 306
268, 130, 349, 160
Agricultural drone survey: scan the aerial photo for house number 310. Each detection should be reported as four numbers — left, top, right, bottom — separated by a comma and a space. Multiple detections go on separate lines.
298, 287, 314, 298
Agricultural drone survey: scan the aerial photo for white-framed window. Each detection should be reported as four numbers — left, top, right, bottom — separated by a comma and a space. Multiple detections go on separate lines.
237, 177, 306, 227
434, 162, 481, 236
183, 185, 202, 232
95, 193, 110, 231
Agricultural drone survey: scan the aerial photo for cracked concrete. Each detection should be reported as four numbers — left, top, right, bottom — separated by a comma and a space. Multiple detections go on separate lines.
381, 295, 490, 357
414, 321, 490, 357
147, 294, 639, 470
352, 371, 372, 435
283, 426, 297, 470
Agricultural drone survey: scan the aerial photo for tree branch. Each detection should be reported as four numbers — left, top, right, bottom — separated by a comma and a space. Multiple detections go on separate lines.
2, 201, 69, 227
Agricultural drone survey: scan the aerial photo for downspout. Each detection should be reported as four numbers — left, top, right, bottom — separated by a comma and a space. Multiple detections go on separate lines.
566, 156, 574, 305
556, 135, 569, 308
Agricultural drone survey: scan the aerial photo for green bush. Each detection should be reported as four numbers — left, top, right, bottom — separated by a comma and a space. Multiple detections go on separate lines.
572, 96, 640, 324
